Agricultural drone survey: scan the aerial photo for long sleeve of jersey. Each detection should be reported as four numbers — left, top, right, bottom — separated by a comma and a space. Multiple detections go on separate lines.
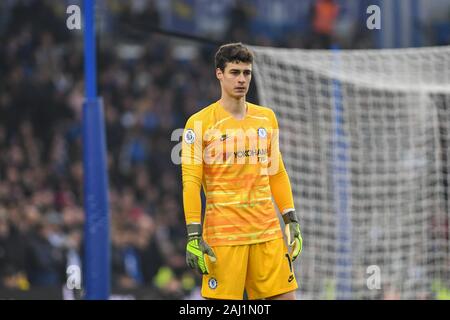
182, 180, 202, 224
269, 153, 295, 213
268, 110, 295, 213
181, 116, 203, 225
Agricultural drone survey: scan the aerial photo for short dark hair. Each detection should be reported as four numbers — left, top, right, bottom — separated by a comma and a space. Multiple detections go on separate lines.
214, 42, 254, 71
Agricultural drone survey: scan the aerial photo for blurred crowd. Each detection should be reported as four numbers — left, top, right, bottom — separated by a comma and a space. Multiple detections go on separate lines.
0, 0, 206, 298
0, 0, 449, 299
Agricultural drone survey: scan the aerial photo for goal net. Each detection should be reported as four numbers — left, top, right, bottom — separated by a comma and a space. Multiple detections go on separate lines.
251, 45, 450, 299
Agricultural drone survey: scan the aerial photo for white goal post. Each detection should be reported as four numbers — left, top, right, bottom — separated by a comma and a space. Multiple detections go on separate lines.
251, 45, 450, 299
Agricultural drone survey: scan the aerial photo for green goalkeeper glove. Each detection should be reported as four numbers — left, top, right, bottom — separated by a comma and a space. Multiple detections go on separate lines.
282, 210, 303, 261
186, 223, 216, 275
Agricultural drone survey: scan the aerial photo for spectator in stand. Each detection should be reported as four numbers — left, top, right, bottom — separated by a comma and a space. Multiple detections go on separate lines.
308, 0, 340, 49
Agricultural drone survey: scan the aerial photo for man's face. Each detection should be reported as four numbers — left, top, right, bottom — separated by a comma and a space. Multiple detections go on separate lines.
216, 61, 252, 99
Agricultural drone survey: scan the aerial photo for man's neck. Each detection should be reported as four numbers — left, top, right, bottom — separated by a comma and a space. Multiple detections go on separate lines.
218, 96, 247, 120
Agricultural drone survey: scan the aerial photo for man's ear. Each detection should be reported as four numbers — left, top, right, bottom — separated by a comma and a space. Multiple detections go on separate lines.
216, 68, 223, 80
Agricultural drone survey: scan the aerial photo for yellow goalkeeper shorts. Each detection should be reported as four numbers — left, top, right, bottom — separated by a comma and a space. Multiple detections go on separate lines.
201, 237, 298, 300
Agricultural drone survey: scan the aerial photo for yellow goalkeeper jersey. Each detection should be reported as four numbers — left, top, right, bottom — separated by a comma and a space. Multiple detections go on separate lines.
182, 101, 289, 246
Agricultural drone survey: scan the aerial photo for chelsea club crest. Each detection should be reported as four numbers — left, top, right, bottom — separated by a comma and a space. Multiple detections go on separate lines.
208, 277, 218, 289
257, 127, 267, 138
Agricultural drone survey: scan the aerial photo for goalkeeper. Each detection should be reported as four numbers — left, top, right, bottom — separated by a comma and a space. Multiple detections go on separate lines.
181, 42, 302, 300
